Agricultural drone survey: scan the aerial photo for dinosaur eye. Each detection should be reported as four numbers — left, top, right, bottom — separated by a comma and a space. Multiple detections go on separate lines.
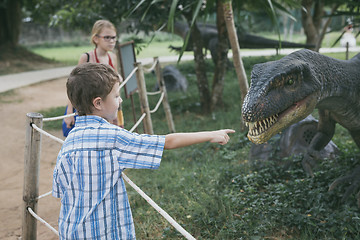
287, 79, 294, 85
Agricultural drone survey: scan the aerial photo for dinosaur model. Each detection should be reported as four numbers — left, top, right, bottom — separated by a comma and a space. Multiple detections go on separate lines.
241, 49, 360, 204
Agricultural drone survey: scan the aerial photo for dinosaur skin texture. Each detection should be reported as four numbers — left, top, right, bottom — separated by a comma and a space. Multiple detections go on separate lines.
242, 49, 360, 204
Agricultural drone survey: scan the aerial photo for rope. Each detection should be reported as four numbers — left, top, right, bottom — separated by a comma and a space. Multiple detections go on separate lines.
150, 92, 165, 114
120, 66, 138, 89
127, 91, 163, 131
121, 173, 196, 240
28, 207, 59, 236
43, 112, 77, 122
143, 59, 158, 73
31, 123, 64, 144
37, 191, 52, 200
147, 90, 161, 96
129, 113, 146, 133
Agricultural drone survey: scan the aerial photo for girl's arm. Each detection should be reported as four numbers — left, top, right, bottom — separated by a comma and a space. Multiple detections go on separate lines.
78, 53, 89, 65
64, 100, 75, 128
164, 129, 235, 149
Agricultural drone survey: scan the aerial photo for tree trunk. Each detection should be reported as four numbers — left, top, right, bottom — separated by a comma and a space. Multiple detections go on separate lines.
301, 0, 340, 52
211, 0, 229, 111
283, 13, 289, 41
222, 0, 248, 130
301, 0, 320, 49
189, 19, 211, 114
315, 4, 340, 52
289, 18, 294, 42
0, 0, 22, 47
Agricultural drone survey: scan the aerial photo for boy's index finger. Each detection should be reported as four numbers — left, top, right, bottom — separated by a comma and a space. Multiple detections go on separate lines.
224, 129, 236, 134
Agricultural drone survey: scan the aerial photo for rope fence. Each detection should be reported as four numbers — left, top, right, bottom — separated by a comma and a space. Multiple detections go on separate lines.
43, 112, 77, 122
147, 90, 162, 95
21, 58, 194, 239
129, 113, 146, 133
37, 191, 52, 200
143, 58, 158, 73
120, 66, 138, 90
27, 207, 60, 236
150, 92, 165, 114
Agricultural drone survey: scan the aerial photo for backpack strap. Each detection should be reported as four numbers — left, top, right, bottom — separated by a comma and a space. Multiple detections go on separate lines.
85, 52, 90, 62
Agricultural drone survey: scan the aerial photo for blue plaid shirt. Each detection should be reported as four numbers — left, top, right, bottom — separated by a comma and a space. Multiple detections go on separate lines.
52, 115, 165, 239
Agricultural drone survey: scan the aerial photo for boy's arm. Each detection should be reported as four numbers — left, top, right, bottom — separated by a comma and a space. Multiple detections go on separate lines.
164, 129, 235, 149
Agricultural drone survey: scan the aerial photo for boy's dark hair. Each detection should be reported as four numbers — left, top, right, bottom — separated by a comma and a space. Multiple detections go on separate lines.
67, 63, 120, 116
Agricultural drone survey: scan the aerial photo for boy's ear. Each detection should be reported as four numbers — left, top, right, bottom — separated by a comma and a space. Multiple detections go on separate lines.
92, 97, 102, 111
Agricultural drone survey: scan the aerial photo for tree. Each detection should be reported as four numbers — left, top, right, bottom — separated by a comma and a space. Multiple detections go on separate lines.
0, 0, 22, 48
299, 0, 360, 51
211, 0, 230, 112
301, 0, 341, 51
179, 1, 212, 113
222, 0, 248, 130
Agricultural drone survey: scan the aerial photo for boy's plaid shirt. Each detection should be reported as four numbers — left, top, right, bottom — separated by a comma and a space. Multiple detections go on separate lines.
53, 115, 165, 239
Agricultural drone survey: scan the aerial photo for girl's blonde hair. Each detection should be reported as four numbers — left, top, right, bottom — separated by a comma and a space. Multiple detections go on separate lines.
91, 20, 116, 46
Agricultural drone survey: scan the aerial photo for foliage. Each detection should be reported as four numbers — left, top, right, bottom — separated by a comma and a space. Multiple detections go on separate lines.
26, 0, 126, 31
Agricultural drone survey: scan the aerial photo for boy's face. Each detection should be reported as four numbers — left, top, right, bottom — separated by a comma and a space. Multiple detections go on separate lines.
98, 82, 122, 122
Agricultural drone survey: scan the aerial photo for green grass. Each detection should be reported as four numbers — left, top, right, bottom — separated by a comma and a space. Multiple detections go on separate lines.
28, 39, 189, 66
30, 45, 92, 65
39, 53, 360, 239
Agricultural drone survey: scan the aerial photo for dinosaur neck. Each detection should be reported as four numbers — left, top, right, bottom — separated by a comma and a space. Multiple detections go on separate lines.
305, 57, 360, 116
312, 56, 360, 103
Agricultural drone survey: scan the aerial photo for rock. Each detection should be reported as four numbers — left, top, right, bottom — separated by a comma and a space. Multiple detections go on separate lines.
154, 65, 188, 92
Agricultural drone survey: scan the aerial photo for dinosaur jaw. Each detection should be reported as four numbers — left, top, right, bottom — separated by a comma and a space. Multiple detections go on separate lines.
245, 94, 318, 144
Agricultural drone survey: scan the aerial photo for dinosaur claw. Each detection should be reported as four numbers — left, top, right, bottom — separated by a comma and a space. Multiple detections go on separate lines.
301, 160, 314, 177
329, 165, 360, 204
301, 152, 318, 177
328, 175, 352, 192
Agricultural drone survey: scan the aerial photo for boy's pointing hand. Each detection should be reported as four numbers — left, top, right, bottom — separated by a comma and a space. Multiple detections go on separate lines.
210, 129, 236, 145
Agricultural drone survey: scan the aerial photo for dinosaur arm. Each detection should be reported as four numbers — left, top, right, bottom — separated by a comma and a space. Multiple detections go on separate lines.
350, 130, 360, 148
309, 109, 336, 152
302, 110, 336, 176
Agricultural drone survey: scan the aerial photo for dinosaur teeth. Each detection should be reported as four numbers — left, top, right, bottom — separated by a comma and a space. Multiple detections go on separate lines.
246, 114, 278, 137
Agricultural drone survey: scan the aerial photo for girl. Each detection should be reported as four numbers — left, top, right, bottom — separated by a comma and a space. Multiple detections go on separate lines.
63, 20, 123, 136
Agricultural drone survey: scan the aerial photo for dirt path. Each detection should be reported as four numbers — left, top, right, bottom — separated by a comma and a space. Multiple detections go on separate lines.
0, 78, 68, 239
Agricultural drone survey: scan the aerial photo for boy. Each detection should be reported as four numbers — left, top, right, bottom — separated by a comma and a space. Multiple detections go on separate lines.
52, 63, 235, 239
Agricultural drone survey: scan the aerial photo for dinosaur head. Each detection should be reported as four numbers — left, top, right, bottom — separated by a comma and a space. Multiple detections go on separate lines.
242, 50, 321, 144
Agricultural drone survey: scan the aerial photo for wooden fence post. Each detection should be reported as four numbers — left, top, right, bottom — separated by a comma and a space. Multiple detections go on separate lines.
135, 62, 154, 134
154, 57, 176, 133
22, 112, 43, 240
